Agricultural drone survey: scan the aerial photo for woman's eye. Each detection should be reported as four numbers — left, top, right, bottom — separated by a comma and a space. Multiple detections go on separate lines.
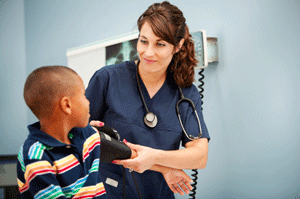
140, 39, 147, 44
157, 43, 165, 47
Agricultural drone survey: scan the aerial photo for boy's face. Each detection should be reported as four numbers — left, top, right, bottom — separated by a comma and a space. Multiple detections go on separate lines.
71, 76, 90, 127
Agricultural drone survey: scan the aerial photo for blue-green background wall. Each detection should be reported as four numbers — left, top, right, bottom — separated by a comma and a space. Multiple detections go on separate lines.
1, 0, 299, 198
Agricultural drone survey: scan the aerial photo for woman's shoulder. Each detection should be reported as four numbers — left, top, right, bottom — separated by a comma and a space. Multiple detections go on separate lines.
87, 61, 136, 91
95, 61, 135, 75
182, 83, 202, 102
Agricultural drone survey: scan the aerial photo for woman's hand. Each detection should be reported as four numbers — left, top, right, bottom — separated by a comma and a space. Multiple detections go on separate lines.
162, 168, 193, 195
90, 120, 105, 133
90, 120, 104, 127
112, 142, 158, 173
112, 142, 193, 195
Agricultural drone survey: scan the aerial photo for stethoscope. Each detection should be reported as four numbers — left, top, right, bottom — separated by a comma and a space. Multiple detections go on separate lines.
136, 60, 202, 140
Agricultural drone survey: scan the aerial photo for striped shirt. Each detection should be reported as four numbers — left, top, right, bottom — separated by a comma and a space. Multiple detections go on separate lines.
17, 122, 107, 199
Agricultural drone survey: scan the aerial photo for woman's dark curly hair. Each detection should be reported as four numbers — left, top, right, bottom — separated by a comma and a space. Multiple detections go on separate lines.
137, 1, 198, 88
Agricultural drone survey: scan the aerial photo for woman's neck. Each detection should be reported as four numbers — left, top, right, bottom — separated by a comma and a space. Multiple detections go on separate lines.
138, 62, 167, 98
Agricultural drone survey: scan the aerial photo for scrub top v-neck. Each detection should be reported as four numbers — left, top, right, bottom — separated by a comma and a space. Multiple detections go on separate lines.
86, 61, 210, 199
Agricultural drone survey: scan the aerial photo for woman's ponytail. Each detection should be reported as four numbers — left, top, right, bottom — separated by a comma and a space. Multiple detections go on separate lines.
169, 26, 198, 88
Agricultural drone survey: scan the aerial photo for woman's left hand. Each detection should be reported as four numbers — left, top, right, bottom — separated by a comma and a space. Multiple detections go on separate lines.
162, 168, 193, 195
112, 142, 158, 173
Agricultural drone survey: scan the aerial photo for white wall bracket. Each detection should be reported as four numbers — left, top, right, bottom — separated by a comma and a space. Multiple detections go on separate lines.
192, 30, 218, 70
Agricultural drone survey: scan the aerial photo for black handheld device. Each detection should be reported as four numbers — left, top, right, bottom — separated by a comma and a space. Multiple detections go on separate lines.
93, 126, 132, 163
94, 126, 142, 199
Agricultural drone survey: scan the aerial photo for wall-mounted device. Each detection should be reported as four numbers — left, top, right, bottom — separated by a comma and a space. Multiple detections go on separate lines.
191, 30, 218, 69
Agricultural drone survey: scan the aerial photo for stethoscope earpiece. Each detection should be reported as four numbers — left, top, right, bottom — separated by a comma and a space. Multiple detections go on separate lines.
144, 112, 158, 128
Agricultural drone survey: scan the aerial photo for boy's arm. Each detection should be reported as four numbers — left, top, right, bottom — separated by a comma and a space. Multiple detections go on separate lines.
17, 159, 68, 199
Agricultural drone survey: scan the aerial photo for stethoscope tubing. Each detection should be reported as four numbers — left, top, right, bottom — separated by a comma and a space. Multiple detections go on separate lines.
176, 89, 203, 140
136, 60, 202, 139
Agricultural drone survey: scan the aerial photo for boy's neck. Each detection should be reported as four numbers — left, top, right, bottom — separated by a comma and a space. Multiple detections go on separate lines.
40, 120, 72, 145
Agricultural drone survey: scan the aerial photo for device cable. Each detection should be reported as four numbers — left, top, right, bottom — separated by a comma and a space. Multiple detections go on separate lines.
123, 167, 126, 199
189, 68, 205, 199
132, 172, 143, 199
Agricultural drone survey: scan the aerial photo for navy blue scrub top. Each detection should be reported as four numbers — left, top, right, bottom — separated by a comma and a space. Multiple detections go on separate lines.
86, 61, 210, 199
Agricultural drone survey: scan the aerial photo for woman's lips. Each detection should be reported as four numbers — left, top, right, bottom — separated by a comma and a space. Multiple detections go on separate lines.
144, 58, 156, 64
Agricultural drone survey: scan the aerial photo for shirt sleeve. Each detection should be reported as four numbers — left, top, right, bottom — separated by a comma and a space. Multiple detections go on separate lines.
17, 157, 67, 199
86, 68, 109, 121
181, 85, 210, 147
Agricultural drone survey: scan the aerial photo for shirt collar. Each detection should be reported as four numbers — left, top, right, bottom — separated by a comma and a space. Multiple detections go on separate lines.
28, 122, 73, 147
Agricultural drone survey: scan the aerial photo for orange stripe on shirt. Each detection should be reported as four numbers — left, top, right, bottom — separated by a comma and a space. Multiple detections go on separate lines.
83, 133, 100, 161
20, 161, 55, 193
53, 154, 79, 174
72, 182, 106, 198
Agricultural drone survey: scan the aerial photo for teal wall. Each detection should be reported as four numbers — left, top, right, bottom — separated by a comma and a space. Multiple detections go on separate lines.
1, 0, 300, 198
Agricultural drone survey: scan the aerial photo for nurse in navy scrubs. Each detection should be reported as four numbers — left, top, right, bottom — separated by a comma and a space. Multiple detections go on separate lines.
86, 1, 210, 198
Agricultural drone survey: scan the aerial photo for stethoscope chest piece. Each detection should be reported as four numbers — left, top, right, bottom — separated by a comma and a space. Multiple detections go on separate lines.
144, 112, 158, 128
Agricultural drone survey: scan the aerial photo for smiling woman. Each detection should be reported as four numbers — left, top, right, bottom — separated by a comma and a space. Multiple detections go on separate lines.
86, 1, 210, 199
137, 22, 178, 97
136, 2, 197, 89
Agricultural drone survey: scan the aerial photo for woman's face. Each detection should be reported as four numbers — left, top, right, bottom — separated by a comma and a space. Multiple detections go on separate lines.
137, 22, 175, 74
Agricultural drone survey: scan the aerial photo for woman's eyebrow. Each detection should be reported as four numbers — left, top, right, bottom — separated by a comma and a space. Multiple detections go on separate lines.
139, 35, 164, 42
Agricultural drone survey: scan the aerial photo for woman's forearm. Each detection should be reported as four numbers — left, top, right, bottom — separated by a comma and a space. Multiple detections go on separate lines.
111, 138, 208, 173
149, 164, 172, 174
154, 138, 208, 170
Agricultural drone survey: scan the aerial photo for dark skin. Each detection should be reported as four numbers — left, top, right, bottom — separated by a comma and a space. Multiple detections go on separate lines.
39, 76, 137, 160
39, 76, 89, 145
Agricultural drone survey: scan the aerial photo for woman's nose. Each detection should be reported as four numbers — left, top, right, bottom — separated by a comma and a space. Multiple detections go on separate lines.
145, 45, 155, 56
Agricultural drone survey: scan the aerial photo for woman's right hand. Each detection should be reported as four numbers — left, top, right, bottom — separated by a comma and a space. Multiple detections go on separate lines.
90, 120, 104, 127
162, 168, 193, 195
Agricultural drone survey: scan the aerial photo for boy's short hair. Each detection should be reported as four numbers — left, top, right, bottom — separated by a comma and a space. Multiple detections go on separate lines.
24, 65, 79, 119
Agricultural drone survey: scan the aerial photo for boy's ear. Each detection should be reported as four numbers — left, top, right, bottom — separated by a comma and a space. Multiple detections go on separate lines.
60, 96, 72, 115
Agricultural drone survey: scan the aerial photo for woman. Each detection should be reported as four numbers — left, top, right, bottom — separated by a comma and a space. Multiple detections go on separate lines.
86, 1, 210, 198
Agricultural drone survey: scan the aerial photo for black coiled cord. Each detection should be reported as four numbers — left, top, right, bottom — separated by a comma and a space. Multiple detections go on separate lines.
189, 68, 205, 199
198, 68, 205, 108
189, 169, 198, 199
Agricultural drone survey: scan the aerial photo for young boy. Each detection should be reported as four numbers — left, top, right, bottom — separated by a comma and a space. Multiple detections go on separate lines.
17, 65, 107, 198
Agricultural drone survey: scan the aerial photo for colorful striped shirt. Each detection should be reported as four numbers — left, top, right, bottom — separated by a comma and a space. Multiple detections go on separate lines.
17, 122, 107, 199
